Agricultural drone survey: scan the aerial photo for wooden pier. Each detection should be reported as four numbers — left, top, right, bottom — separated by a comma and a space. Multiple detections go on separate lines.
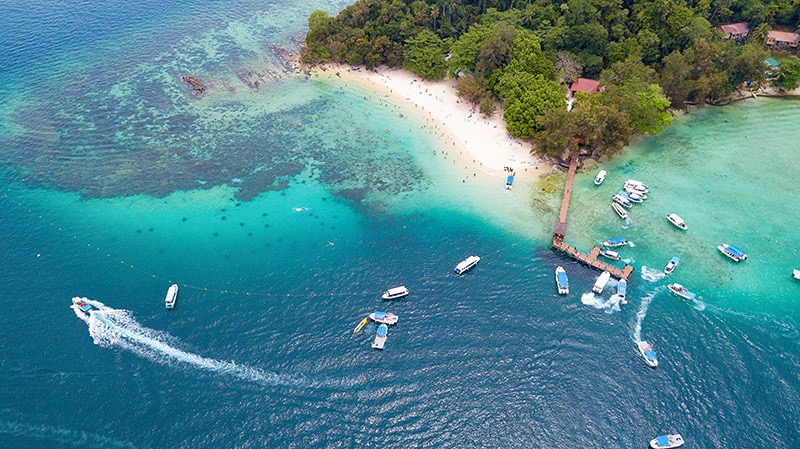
551, 154, 633, 281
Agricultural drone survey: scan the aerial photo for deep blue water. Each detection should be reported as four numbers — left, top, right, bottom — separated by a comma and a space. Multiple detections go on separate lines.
1, 0, 799, 448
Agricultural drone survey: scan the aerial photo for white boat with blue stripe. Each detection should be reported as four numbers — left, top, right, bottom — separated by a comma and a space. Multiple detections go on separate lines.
717, 243, 747, 262
668, 283, 696, 301
603, 237, 628, 247
664, 256, 680, 275
371, 324, 388, 350
594, 170, 607, 185
369, 311, 398, 325
637, 340, 658, 368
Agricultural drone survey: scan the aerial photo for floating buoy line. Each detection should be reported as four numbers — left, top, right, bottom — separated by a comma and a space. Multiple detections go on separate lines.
4, 185, 527, 300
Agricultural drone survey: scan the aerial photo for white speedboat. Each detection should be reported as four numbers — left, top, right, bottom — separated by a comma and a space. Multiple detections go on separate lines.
618, 190, 643, 203
664, 256, 680, 275
454, 255, 480, 275
637, 340, 658, 368
612, 194, 632, 208
371, 324, 388, 350
667, 283, 696, 301
717, 243, 747, 262
624, 188, 647, 200
165, 284, 178, 309
594, 170, 607, 185
617, 279, 627, 303
624, 183, 649, 194
369, 311, 399, 325
71, 297, 95, 315
382, 286, 409, 300
612, 202, 628, 219
626, 179, 649, 189
603, 237, 628, 247
667, 213, 688, 230
650, 434, 684, 448
555, 266, 569, 295
593, 271, 611, 294
794, 269, 800, 280
600, 249, 621, 261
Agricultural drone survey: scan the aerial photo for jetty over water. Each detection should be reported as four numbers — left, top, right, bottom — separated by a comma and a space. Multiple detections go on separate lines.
551, 154, 633, 281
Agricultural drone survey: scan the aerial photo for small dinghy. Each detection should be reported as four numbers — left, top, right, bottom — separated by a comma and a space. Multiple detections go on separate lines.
664, 256, 680, 275
667, 213, 688, 230
650, 434, 684, 448
637, 340, 658, 368
594, 170, 607, 185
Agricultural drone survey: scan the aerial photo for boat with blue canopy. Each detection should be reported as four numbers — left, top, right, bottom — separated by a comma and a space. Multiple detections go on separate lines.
664, 256, 680, 275
555, 266, 569, 295
650, 433, 684, 448
371, 324, 388, 350
668, 283, 696, 301
369, 311, 398, 325
506, 174, 514, 189
617, 190, 642, 203
603, 237, 628, 247
717, 243, 747, 262
637, 340, 658, 368
617, 279, 627, 303
71, 297, 95, 315
594, 170, 607, 185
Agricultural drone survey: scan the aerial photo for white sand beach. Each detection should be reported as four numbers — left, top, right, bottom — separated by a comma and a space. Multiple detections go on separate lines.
308, 65, 551, 182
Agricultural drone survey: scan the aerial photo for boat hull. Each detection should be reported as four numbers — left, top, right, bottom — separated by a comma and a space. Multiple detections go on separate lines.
165, 284, 179, 309
455, 256, 481, 275
592, 271, 611, 294
612, 203, 628, 219
637, 341, 658, 368
667, 214, 688, 230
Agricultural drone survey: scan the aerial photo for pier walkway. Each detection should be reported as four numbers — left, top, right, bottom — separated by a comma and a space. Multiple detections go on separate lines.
551, 154, 633, 281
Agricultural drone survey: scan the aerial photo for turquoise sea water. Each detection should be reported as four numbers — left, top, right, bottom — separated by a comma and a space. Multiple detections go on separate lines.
1, 0, 799, 447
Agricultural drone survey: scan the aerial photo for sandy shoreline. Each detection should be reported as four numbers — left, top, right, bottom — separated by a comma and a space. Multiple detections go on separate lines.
306, 64, 550, 182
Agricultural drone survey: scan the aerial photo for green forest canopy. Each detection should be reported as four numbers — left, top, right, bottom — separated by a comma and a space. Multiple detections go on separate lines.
303, 0, 799, 158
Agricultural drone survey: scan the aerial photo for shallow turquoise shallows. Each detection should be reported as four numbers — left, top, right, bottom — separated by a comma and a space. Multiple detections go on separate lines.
1, 0, 799, 447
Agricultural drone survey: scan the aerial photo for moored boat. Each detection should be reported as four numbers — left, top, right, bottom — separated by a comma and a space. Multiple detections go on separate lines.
618, 190, 643, 203
637, 340, 658, 368
594, 170, 607, 185
612, 194, 632, 208
506, 174, 515, 189
667, 283, 697, 301
371, 324, 388, 350
454, 255, 481, 275
71, 297, 95, 315
617, 279, 627, 303
650, 434, 684, 448
626, 179, 649, 189
624, 188, 647, 200
600, 249, 621, 261
555, 266, 569, 295
664, 256, 680, 275
369, 311, 399, 325
382, 286, 409, 300
667, 213, 688, 230
165, 284, 178, 309
612, 202, 628, 219
593, 271, 611, 294
353, 317, 368, 333
794, 269, 800, 280
717, 243, 747, 262
603, 237, 628, 247
624, 183, 649, 194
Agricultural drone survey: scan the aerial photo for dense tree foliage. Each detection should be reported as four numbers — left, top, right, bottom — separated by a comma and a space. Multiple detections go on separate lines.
303, 0, 800, 158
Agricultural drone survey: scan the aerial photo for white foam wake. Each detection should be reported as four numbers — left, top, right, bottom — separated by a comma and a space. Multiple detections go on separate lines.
581, 292, 621, 313
633, 291, 657, 342
71, 298, 309, 388
640, 266, 666, 283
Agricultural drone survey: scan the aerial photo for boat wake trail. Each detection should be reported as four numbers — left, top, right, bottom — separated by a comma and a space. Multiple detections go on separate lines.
632, 291, 657, 342
581, 292, 621, 313
0, 419, 147, 449
640, 266, 666, 283
71, 298, 315, 388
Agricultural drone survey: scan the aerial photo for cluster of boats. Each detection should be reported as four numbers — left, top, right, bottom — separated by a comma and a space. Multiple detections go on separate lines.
356, 255, 482, 350
605, 178, 651, 220
554, 267, 627, 303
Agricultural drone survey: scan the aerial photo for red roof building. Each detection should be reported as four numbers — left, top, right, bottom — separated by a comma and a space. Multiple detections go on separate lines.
766, 30, 799, 48
718, 22, 749, 39
569, 78, 600, 94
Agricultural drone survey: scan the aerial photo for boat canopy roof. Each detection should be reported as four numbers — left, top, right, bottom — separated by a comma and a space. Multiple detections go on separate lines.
387, 286, 407, 295
507, 175, 514, 182
644, 349, 657, 360
727, 244, 747, 255
608, 237, 627, 244
374, 311, 387, 319
670, 256, 680, 263
656, 435, 670, 446
557, 271, 568, 285
377, 325, 388, 336
618, 280, 627, 293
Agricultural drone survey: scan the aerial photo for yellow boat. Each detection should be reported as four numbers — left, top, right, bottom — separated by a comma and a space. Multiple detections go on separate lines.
353, 317, 368, 334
